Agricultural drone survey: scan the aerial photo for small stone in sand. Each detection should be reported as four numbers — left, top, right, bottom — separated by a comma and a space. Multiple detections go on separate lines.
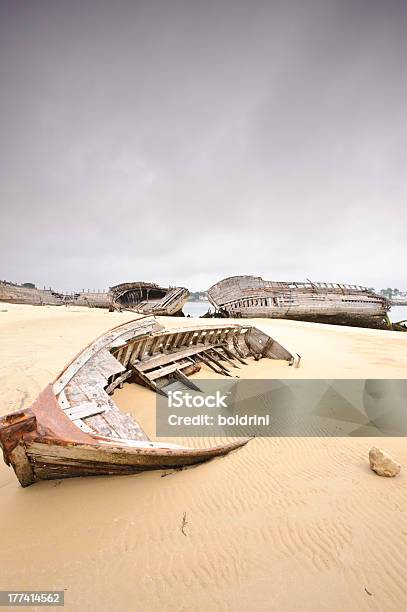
369, 447, 401, 478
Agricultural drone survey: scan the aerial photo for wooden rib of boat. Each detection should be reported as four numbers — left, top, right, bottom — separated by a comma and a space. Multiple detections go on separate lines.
0, 318, 297, 487
207, 276, 390, 328
0, 280, 189, 315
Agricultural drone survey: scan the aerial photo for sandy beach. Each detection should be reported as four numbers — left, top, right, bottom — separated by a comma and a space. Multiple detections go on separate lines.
1, 303, 407, 611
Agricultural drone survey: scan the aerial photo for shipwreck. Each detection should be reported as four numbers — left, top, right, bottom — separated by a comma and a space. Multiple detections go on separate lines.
207, 276, 390, 328
109, 282, 188, 315
0, 280, 188, 315
0, 317, 297, 487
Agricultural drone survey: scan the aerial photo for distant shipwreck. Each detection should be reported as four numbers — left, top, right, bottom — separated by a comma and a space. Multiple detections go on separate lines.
0, 280, 188, 316
207, 276, 390, 329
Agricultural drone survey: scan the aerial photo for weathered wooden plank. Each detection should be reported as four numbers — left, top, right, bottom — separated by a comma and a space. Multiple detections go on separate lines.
76, 365, 107, 389
136, 338, 148, 360
102, 407, 148, 441
202, 350, 232, 376
76, 382, 109, 408
198, 353, 231, 376
181, 331, 194, 347
72, 419, 95, 434
95, 348, 125, 377
137, 343, 222, 372
121, 343, 135, 368
63, 382, 89, 406
26, 438, 247, 467
221, 344, 248, 365
148, 336, 161, 356
85, 414, 116, 437
174, 331, 189, 349
64, 402, 106, 420
57, 389, 70, 409
168, 332, 182, 350
233, 335, 247, 359
146, 359, 191, 381
174, 368, 203, 391
131, 368, 168, 397
210, 346, 240, 368
115, 347, 125, 362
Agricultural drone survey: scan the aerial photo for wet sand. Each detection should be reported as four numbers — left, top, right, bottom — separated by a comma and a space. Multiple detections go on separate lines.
1, 304, 407, 611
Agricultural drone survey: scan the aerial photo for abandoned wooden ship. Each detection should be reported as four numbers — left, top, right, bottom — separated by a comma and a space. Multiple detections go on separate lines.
207, 276, 390, 328
0, 317, 297, 486
0, 280, 189, 315
109, 282, 188, 315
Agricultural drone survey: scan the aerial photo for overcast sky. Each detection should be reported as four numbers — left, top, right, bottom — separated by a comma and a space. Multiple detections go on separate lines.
0, 0, 406, 291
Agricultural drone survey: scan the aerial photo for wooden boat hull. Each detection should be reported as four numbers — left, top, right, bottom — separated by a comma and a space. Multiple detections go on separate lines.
0, 283, 71, 306
0, 318, 296, 486
0, 393, 247, 486
207, 276, 390, 329
110, 282, 189, 315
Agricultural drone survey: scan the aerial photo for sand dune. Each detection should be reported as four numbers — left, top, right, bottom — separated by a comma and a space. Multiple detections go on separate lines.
1, 303, 407, 611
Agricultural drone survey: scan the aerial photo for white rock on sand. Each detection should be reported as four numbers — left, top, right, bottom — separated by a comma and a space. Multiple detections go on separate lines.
369, 446, 401, 477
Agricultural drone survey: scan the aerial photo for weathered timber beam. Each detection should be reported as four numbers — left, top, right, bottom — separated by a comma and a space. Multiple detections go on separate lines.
232, 335, 247, 359
105, 370, 133, 394
64, 402, 106, 420
210, 346, 240, 369
136, 343, 223, 372
221, 344, 248, 365
137, 338, 149, 360
131, 367, 168, 397
121, 343, 135, 367
200, 351, 232, 376
145, 360, 191, 381
173, 368, 203, 392
127, 341, 141, 366
195, 354, 226, 375
148, 336, 161, 356
204, 330, 215, 345
169, 332, 183, 350
181, 331, 194, 347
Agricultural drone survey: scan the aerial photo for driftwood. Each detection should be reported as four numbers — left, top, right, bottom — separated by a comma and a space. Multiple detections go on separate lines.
0, 318, 297, 487
180, 512, 188, 536
390, 319, 407, 332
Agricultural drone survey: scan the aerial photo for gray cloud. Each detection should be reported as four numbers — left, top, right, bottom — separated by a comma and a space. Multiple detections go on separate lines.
1, 0, 406, 291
